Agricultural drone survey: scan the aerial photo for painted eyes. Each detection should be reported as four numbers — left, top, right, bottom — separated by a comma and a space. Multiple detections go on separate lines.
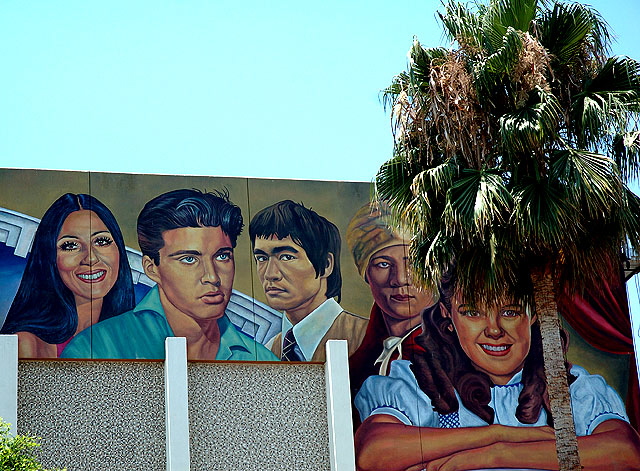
254, 253, 296, 262
179, 252, 232, 264
59, 240, 80, 251
459, 308, 523, 318
94, 236, 114, 247
460, 309, 482, 318
369, 257, 392, 269
501, 309, 523, 318
58, 234, 114, 252
216, 251, 232, 262
374, 261, 391, 269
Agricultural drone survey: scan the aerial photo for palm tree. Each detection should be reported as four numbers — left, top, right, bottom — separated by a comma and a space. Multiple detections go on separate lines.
375, 0, 640, 470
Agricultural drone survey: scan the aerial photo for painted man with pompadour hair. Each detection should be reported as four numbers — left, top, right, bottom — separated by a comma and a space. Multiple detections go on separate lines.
250, 200, 367, 362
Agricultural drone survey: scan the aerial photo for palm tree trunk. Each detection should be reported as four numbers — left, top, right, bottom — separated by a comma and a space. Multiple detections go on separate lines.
532, 270, 581, 471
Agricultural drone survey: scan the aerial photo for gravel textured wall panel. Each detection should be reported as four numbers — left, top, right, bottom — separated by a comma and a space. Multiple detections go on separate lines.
18, 360, 165, 471
188, 362, 330, 471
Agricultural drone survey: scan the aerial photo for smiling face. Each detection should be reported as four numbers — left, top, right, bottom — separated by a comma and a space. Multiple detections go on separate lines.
144, 226, 235, 323
366, 244, 436, 335
448, 292, 536, 385
253, 235, 332, 323
56, 210, 120, 305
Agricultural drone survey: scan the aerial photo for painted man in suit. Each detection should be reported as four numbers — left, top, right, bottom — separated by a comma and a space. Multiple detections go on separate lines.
250, 200, 367, 361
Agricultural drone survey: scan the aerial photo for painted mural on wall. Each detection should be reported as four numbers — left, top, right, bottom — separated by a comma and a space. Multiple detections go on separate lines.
0, 168, 376, 361
353, 271, 640, 469
1, 168, 639, 467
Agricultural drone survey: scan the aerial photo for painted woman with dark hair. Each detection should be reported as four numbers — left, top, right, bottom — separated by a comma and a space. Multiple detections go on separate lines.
1, 193, 135, 358
354, 271, 640, 471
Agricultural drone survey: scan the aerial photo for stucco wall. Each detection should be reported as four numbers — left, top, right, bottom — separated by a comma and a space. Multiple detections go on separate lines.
17, 360, 330, 471
18, 360, 166, 471
188, 362, 329, 471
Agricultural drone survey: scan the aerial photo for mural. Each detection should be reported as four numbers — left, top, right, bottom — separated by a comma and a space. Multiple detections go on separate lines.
2, 193, 135, 358
0, 169, 374, 361
354, 270, 640, 470
249, 200, 368, 361
1, 168, 639, 467
347, 203, 438, 415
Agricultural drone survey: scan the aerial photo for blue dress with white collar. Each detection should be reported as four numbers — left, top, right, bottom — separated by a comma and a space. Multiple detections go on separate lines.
354, 360, 629, 436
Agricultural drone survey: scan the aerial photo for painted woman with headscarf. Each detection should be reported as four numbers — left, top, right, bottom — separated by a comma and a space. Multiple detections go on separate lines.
346, 202, 437, 406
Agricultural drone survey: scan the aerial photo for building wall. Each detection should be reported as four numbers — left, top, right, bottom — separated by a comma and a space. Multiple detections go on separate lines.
2, 167, 639, 469
17, 359, 331, 471
188, 362, 329, 471
18, 360, 166, 471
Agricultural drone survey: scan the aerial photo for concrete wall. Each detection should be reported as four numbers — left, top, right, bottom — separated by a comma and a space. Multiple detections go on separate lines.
1, 336, 355, 471
188, 362, 329, 470
18, 360, 166, 471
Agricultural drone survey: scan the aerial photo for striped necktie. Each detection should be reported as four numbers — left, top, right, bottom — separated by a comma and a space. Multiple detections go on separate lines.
282, 328, 303, 361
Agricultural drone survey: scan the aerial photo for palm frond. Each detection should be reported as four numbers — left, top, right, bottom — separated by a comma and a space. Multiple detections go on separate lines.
421, 157, 459, 196
499, 86, 562, 153
511, 176, 581, 250
618, 185, 640, 253
510, 32, 552, 108
613, 130, 640, 181
486, 27, 524, 75
536, 2, 610, 67
375, 154, 419, 211
443, 168, 512, 241
550, 148, 623, 218
437, 1, 484, 51
587, 56, 640, 95
473, 27, 523, 101
482, 0, 538, 53
576, 94, 612, 146
409, 229, 455, 293
381, 72, 410, 113
404, 159, 459, 233
572, 56, 640, 149
409, 41, 449, 88
452, 235, 523, 305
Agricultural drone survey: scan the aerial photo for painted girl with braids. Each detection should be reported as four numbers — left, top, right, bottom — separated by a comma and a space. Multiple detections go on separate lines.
354, 270, 640, 471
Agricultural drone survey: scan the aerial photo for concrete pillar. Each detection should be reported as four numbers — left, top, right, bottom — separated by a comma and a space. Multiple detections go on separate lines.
325, 339, 356, 471
165, 337, 190, 471
0, 334, 18, 434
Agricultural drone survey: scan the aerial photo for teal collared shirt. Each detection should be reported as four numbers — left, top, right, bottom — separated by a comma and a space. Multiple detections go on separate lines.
61, 286, 278, 361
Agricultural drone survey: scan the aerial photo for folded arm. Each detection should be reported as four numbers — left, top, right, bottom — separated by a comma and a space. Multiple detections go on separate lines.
355, 414, 640, 471
355, 413, 554, 471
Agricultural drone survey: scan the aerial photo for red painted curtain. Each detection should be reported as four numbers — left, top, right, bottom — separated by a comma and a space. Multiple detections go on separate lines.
558, 272, 639, 431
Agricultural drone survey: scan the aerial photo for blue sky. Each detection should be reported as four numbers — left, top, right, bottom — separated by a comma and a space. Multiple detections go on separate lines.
1, 0, 640, 353
1, 0, 638, 182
